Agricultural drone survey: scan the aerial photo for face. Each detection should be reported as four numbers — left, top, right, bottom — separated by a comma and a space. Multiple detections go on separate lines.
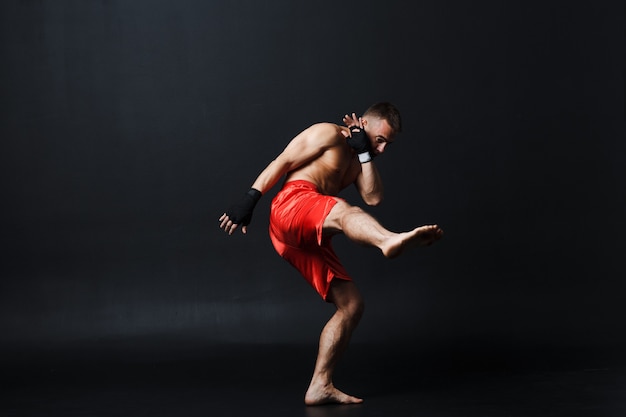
363, 117, 396, 157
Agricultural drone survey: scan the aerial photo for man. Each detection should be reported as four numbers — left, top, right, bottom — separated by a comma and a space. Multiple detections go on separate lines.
219, 102, 443, 405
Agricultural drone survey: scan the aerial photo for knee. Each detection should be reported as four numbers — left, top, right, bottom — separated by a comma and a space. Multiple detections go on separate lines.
343, 296, 364, 325
328, 280, 364, 324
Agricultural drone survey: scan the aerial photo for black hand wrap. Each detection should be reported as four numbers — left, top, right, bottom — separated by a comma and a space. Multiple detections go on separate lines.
346, 127, 372, 163
226, 188, 262, 226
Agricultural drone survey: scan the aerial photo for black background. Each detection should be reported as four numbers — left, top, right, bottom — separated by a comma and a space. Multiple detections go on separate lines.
1, 1, 624, 360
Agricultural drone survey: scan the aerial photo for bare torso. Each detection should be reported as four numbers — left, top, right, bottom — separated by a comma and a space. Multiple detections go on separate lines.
284, 123, 361, 196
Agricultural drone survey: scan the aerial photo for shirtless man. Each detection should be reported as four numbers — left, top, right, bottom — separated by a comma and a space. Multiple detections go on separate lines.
219, 102, 443, 405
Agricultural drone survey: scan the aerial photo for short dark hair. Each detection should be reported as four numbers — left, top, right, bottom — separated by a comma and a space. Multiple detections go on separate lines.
363, 102, 402, 133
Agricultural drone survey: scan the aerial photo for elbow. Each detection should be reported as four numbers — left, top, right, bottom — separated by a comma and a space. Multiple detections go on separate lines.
364, 194, 383, 207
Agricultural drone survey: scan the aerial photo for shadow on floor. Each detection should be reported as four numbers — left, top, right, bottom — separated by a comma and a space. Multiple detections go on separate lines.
0, 340, 624, 417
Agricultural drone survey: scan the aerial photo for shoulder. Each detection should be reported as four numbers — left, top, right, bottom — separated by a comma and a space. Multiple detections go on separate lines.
309, 122, 349, 136
302, 123, 349, 146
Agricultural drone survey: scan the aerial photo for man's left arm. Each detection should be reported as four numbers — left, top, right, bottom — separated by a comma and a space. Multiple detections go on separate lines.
355, 160, 384, 206
343, 115, 385, 206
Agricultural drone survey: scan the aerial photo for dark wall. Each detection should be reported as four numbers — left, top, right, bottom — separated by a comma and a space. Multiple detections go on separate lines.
1, 1, 624, 351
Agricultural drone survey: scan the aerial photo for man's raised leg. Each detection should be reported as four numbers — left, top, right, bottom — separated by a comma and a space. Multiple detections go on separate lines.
305, 279, 364, 406
323, 200, 443, 258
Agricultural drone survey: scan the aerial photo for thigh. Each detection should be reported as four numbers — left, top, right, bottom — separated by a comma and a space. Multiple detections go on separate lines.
322, 199, 352, 237
271, 190, 340, 247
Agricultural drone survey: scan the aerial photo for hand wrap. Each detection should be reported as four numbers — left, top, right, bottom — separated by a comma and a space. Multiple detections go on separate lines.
346, 127, 372, 163
226, 188, 262, 226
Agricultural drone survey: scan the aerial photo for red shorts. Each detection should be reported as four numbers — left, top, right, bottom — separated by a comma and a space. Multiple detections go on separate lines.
269, 180, 352, 300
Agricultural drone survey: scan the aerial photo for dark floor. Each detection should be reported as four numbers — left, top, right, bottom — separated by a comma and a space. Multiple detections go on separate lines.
1, 341, 624, 417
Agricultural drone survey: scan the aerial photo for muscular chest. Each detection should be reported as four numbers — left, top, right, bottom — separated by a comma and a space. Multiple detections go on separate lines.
318, 146, 361, 190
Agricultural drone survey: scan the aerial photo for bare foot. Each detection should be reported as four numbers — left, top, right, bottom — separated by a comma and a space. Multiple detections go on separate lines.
382, 224, 443, 259
304, 382, 363, 406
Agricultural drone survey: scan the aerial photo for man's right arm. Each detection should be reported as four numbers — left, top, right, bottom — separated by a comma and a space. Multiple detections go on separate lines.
219, 123, 340, 235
